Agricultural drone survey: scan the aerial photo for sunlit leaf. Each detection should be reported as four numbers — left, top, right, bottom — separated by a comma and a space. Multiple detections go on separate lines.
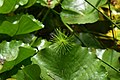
0, 40, 22, 61
19, 0, 29, 6
24, 0, 36, 8
0, 0, 17, 13
0, 40, 35, 73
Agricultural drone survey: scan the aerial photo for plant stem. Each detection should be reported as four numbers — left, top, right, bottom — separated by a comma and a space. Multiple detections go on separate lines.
108, 0, 115, 40
41, 8, 50, 22
85, 0, 120, 29
98, 57, 120, 73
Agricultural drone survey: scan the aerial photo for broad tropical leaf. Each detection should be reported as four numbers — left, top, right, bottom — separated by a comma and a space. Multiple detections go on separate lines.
32, 31, 108, 80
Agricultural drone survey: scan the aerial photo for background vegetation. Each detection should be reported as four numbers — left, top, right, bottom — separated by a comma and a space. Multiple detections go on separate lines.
0, 0, 120, 80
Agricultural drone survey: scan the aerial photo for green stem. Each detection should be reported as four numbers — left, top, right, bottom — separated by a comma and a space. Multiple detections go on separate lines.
62, 22, 85, 46
85, 0, 120, 29
98, 57, 120, 73
41, 8, 51, 22
108, 0, 116, 41
63, 22, 73, 32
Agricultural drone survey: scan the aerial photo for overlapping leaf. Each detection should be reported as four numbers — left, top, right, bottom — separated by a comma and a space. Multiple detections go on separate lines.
0, 0, 17, 13
0, 40, 36, 73
60, 0, 107, 24
102, 49, 120, 80
0, 0, 37, 13
0, 14, 44, 37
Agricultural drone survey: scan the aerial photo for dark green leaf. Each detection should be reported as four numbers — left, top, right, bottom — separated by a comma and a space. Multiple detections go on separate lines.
79, 33, 103, 48
32, 31, 108, 80
22, 64, 41, 80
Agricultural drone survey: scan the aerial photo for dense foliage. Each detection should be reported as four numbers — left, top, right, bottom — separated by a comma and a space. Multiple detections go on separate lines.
0, 0, 120, 80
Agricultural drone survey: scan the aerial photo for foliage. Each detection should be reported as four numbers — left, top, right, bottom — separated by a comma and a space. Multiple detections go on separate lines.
0, 0, 120, 80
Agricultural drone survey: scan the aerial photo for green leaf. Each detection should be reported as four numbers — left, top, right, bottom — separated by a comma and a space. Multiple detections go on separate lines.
0, 21, 18, 36
0, 41, 36, 73
32, 46, 108, 80
79, 33, 103, 48
0, 40, 22, 61
60, 0, 107, 24
37, 0, 60, 8
31, 31, 108, 80
16, 15, 43, 35
25, 0, 36, 8
0, 0, 17, 13
22, 64, 41, 80
102, 49, 120, 80
19, 0, 29, 6
12, 70, 25, 80
0, 14, 44, 37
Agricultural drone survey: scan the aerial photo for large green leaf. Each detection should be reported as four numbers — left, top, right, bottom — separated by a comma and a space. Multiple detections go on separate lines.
0, 14, 44, 37
0, 40, 36, 73
0, 0, 17, 13
102, 49, 120, 80
32, 31, 108, 80
32, 45, 108, 80
60, 0, 107, 24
